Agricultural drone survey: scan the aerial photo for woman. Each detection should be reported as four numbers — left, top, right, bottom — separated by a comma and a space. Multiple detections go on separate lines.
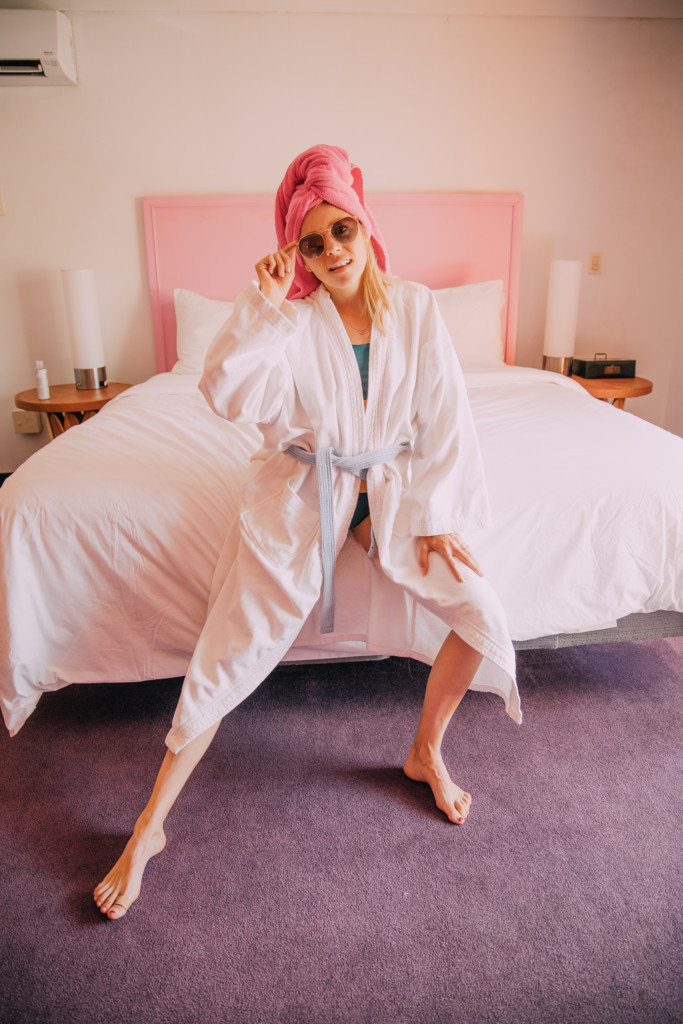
94, 145, 519, 920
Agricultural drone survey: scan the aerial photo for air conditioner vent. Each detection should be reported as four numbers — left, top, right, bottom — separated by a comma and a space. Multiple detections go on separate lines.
0, 60, 45, 76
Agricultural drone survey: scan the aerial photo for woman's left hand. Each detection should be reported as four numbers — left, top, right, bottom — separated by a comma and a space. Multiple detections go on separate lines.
418, 534, 483, 582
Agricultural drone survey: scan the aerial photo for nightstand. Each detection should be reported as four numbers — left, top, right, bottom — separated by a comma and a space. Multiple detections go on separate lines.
15, 382, 132, 439
570, 375, 653, 410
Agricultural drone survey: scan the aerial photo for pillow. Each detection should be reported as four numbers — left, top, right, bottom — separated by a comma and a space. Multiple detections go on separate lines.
432, 280, 505, 368
172, 288, 235, 374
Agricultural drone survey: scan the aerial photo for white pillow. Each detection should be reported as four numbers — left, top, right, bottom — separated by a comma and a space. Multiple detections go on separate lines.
433, 280, 505, 368
172, 288, 235, 374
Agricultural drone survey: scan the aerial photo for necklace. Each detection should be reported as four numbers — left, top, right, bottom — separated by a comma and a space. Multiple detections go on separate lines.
338, 312, 372, 337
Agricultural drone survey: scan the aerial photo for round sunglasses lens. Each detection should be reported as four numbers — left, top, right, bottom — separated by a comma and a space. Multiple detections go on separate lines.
331, 218, 358, 243
298, 234, 324, 259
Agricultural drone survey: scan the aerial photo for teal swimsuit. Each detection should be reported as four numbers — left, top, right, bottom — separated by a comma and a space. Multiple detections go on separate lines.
349, 343, 370, 530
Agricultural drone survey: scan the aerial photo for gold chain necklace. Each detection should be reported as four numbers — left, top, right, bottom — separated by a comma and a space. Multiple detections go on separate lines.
338, 313, 371, 337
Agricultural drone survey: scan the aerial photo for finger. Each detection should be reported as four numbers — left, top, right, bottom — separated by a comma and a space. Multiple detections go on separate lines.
418, 539, 429, 575
255, 255, 276, 277
444, 533, 483, 577
451, 544, 483, 577
273, 251, 287, 278
424, 540, 463, 582
254, 264, 271, 290
285, 243, 300, 274
276, 242, 298, 266
442, 551, 464, 583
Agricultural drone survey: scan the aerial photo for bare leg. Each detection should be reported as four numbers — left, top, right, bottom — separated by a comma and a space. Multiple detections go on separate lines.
403, 631, 482, 824
350, 521, 481, 822
93, 719, 221, 919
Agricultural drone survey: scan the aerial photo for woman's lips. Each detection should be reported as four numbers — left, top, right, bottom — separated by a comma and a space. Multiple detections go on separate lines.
328, 259, 351, 273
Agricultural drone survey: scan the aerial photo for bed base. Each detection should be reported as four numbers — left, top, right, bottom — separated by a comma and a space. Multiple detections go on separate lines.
513, 610, 683, 651
287, 611, 683, 666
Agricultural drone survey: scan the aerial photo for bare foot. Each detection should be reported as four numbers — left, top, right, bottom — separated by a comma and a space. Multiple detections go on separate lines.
403, 746, 472, 825
94, 823, 167, 919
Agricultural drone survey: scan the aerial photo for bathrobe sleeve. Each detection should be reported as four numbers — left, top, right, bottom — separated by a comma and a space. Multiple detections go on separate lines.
407, 289, 493, 537
199, 282, 298, 429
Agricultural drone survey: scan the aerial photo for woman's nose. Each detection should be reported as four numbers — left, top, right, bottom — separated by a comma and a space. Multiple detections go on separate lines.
325, 232, 342, 254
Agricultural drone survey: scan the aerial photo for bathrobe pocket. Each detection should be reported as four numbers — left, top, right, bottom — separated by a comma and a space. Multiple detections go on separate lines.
239, 483, 320, 569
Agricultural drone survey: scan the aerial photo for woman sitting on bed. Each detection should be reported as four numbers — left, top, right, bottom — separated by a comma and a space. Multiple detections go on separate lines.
95, 145, 518, 920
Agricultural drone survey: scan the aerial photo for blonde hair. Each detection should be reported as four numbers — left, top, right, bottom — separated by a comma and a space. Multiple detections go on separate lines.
361, 240, 394, 331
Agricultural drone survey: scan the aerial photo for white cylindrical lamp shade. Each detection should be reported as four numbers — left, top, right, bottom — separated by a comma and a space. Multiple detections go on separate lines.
61, 269, 108, 389
543, 260, 581, 374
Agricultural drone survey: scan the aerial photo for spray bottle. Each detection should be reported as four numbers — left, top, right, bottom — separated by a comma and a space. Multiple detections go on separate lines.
35, 360, 50, 400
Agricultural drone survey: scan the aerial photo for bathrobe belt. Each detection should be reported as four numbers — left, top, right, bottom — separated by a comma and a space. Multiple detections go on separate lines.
286, 443, 410, 634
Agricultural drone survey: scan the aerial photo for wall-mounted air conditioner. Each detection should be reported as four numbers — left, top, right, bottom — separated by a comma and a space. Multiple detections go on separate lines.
0, 10, 78, 86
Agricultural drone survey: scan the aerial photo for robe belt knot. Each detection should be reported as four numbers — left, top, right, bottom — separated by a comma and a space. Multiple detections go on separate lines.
285, 442, 410, 634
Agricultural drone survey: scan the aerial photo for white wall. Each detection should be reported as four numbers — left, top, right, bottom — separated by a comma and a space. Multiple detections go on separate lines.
1, 9, 682, 469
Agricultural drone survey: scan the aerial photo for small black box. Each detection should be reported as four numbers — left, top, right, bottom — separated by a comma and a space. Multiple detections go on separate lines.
571, 354, 636, 379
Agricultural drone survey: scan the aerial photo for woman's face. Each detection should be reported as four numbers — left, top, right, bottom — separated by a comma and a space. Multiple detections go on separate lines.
298, 203, 369, 297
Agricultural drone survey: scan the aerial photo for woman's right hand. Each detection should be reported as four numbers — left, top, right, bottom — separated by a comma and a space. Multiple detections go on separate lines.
255, 241, 299, 309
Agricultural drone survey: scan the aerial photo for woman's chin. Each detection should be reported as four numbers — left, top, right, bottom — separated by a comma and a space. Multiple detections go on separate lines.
324, 267, 364, 295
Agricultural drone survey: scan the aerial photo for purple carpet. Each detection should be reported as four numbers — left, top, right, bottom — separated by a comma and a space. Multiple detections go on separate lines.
1, 639, 681, 1024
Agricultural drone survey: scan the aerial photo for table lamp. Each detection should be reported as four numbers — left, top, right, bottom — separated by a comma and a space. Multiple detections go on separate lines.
61, 268, 108, 389
543, 260, 581, 375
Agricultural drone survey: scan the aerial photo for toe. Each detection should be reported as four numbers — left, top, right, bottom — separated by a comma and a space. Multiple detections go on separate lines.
452, 795, 470, 824
94, 893, 108, 910
446, 801, 465, 825
94, 877, 114, 900
108, 902, 128, 919
99, 891, 118, 914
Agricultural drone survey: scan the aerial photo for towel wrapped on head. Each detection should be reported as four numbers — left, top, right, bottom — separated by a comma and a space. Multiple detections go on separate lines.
275, 144, 389, 300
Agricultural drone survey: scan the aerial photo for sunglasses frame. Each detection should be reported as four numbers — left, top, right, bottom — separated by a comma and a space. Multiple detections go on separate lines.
297, 217, 360, 261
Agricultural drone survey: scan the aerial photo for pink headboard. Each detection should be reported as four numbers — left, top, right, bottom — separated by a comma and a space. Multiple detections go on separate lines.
143, 192, 524, 372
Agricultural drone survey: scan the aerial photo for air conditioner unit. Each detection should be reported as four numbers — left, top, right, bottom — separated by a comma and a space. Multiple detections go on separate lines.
0, 10, 78, 86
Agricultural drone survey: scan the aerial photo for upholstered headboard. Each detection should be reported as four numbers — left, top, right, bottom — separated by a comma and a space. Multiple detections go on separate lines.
143, 192, 523, 373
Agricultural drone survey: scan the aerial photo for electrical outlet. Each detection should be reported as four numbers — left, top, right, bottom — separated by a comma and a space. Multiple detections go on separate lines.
588, 251, 603, 274
13, 409, 42, 434
0, 191, 5, 216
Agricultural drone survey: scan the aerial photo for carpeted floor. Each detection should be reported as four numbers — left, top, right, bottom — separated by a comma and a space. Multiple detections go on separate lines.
1, 639, 681, 1024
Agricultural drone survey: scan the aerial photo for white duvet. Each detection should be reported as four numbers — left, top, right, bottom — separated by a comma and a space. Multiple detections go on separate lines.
1, 366, 682, 735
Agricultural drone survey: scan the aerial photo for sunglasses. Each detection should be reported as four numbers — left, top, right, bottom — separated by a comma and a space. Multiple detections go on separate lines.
297, 217, 359, 260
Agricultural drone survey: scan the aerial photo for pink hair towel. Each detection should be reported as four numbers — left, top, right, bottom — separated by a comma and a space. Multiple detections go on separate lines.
275, 144, 389, 300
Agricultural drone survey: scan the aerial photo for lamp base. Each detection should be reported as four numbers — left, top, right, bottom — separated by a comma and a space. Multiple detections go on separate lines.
74, 366, 108, 390
542, 355, 573, 376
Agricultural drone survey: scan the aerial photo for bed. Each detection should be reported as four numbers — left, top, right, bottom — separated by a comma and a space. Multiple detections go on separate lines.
2, 192, 682, 738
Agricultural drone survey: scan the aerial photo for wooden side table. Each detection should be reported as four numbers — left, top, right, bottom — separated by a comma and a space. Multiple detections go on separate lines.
570, 375, 653, 410
15, 382, 132, 439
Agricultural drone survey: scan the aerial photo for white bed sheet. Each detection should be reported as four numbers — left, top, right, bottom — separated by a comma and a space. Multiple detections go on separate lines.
1, 367, 681, 734
465, 367, 682, 638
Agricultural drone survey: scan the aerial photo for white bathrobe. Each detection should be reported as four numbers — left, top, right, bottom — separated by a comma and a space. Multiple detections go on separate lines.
165, 280, 520, 752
